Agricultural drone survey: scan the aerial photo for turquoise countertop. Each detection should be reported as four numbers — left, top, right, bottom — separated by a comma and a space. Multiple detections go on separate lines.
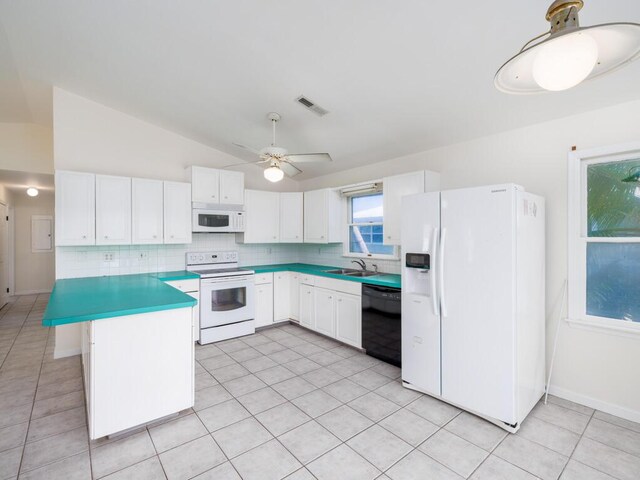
43, 271, 199, 327
243, 263, 401, 289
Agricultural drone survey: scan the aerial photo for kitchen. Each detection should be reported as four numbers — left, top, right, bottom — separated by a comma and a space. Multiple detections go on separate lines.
1, 1, 640, 480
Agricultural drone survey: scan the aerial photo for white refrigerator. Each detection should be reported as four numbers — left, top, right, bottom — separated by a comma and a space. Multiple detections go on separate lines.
401, 184, 545, 432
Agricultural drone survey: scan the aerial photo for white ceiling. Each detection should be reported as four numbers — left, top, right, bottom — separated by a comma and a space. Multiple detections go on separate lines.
0, 169, 54, 194
1, 1, 640, 180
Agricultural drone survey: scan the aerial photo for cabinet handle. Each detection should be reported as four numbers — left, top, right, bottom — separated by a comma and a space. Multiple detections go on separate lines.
82, 235, 87, 239
338, 299, 342, 302
321, 235, 325, 239
328, 296, 332, 299
153, 235, 157, 238
224, 196, 228, 199
104, 236, 108, 239
387, 235, 391, 239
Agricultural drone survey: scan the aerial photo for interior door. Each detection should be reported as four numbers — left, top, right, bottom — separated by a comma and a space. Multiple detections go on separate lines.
0, 203, 8, 309
400, 192, 441, 395
440, 185, 517, 424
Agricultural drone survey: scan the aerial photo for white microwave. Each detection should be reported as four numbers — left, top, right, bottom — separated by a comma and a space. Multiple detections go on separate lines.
192, 204, 245, 233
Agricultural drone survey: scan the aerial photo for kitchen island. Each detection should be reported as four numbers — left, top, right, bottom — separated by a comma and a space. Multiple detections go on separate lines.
43, 271, 199, 439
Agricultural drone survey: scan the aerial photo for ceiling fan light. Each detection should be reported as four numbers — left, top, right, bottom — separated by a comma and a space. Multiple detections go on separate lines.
532, 32, 598, 91
264, 166, 284, 182
26, 187, 39, 197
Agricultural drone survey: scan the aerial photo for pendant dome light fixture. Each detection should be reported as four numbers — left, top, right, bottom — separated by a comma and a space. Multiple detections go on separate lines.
263, 163, 285, 182
495, 0, 640, 94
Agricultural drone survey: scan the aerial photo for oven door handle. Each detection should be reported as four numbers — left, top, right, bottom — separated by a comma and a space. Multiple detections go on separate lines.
201, 276, 253, 285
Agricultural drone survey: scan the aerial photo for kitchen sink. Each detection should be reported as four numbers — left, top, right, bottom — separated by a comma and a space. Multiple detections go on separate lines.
324, 268, 360, 275
324, 268, 379, 277
344, 271, 379, 277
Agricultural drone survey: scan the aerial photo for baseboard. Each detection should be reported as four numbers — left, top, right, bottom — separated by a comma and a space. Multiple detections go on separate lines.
14, 289, 52, 296
548, 384, 640, 424
54, 347, 81, 359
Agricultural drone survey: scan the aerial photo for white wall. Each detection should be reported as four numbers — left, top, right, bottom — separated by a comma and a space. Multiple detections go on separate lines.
53, 88, 298, 191
301, 98, 640, 422
0, 123, 53, 174
13, 191, 55, 294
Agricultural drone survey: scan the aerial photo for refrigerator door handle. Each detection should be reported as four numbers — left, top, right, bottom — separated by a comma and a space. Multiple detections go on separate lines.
431, 227, 440, 316
439, 227, 448, 318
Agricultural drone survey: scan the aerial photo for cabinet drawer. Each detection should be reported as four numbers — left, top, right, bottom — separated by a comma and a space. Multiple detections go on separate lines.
315, 276, 362, 296
300, 274, 316, 286
164, 279, 199, 293
254, 272, 274, 285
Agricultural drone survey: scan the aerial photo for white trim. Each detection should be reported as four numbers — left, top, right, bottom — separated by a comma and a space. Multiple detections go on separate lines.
14, 289, 52, 296
54, 347, 81, 359
568, 142, 640, 332
548, 383, 640, 424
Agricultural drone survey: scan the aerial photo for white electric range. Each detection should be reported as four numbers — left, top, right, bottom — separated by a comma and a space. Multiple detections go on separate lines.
186, 251, 255, 344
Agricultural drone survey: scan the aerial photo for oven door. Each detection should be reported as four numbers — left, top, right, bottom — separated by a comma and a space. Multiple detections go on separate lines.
200, 276, 255, 328
192, 210, 233, 233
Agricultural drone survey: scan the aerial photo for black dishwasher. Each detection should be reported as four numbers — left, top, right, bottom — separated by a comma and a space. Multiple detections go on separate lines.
362, 285, 401, 367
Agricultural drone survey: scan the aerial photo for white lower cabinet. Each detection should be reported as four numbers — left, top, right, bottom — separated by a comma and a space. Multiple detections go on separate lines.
289, 273, 300, 321
299, 283, 315, 329
314, 288, 336, 337
164, 278, 200, 342
255, 273, 274, 328
273, 272, 291, 322
335, 292, 362, 348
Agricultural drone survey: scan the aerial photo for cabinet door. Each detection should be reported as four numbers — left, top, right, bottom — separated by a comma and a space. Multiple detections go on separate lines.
273, 272, 291, 321
280, 192, 303, 243
314, 287, 336, 337
255, 283, 274, 328
304, 189, 327, 243
383, 171, 425, 245
290, 273, 300, 321
219, 170, 245, 205
96, 175, 132, 245
164, 181, 192, 244
299, 284, 315, 329
191, 166, 220, 204
187, 292, 200, 342
132, 178, 163, 244
244, 190, 280, 243
55, 171, 96, 246
335, 292, 362, 348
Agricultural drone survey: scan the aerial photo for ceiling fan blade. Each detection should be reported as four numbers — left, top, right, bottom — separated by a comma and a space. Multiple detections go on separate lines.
232, 142, 261, 155
285, 153, 332, 163
221, 160, 263, 169
279, 161, 302, 177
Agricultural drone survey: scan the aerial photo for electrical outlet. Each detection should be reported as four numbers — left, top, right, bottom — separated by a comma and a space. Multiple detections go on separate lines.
267, 248, 272, 254
103, 252, 115, 262
138, 251, 148, 260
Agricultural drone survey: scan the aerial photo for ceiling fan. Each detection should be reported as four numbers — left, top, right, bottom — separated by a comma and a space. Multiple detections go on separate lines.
228, 112, 332, 182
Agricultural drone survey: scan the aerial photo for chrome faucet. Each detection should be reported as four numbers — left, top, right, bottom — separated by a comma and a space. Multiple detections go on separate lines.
372, 264, 378, 273
351, 259, 367, 271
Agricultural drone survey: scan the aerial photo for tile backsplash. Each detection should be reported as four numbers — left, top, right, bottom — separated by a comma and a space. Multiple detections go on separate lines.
56, 234, 401, 279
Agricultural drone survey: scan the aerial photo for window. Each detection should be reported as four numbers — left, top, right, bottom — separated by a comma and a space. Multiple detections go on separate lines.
346, 192, 397, 258
568, 144, 640, 334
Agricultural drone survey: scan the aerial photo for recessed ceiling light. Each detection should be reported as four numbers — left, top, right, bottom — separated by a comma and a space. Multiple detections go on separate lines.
495, 0, 640, 94
26, 187, 39, 197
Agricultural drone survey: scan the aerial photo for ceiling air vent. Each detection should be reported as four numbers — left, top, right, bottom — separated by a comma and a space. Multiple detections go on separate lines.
295, 95, 329, 116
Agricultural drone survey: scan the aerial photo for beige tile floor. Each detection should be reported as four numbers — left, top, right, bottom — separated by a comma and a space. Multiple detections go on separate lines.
1, 294, 639, 479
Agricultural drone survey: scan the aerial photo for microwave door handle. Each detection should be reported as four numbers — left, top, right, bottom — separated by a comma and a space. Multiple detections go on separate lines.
431, 228, 439, 316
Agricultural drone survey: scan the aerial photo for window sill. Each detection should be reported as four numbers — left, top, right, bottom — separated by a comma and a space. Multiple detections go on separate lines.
565, 317, 640, 339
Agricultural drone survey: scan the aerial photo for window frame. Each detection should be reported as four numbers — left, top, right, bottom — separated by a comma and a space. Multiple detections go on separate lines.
343, 191, 399, 260
568, 142, 640, 337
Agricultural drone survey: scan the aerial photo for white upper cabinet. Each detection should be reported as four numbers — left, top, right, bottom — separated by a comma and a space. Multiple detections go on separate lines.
383, 170, 440, 245
189, 166, 244, 206
219, 170, 245, 205
132, 178, 163, 244
190, 166, 220, 204
55, 171, 96, 246
304, 188, 342, 243
280, 192, 303, 243
241, 190, 280, 243
164, 181, 192, 244
95, 175, 132, 245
